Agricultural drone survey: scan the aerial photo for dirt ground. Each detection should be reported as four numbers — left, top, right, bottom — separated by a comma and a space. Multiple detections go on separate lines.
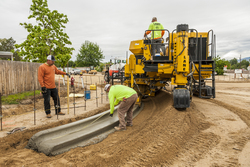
0, 74, 250, 167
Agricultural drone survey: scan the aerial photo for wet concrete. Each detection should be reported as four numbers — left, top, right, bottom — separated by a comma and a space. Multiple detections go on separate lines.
26, 104, 143, 156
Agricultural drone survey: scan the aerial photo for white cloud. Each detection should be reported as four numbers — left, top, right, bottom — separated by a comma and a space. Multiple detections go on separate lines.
1, 0, 250, 62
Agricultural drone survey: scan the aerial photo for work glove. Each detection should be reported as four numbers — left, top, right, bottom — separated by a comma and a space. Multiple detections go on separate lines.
65, 73, 70, 78
66, 73, 70, 78
110, 113, 113, 117
41, 87, 47, 95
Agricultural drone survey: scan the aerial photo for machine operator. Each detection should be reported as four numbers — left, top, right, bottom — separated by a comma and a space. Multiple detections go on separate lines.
144, 17, 165, 58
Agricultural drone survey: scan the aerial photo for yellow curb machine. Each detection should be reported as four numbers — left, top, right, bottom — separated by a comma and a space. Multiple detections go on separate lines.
124, 24, 216, 109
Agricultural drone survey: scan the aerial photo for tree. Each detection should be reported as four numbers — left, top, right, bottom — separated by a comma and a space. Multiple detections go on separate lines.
240, 60, 249, 69
95, 62, 105, 72
214, 56, 230, 75
0, 37, 22, 61
67, 60, 76, 67
54, 59, 76, 69
76, 41, 104, 67
230, 58, 238, 66
15, 0, 74, 68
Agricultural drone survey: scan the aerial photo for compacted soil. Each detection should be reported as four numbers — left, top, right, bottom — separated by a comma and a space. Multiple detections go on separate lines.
0, 77, 250, 167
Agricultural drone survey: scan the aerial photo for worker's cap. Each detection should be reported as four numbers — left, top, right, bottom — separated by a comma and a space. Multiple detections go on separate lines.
47, 55, 56, 61
104, 84, 111, 92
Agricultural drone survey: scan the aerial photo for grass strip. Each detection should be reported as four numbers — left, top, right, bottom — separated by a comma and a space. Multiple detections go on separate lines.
1, 90, 41, 104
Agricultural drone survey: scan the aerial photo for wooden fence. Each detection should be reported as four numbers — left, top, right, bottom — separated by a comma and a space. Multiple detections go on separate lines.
0, 60, 42, 96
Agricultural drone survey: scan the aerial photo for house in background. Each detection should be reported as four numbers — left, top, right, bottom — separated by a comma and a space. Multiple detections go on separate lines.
0, 51, 13, 61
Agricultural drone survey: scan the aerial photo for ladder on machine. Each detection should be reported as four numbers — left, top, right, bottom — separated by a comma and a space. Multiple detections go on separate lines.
193, 31, 216, 99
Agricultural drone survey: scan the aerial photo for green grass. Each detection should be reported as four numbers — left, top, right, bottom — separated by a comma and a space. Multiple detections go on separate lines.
1, 90, 41, 105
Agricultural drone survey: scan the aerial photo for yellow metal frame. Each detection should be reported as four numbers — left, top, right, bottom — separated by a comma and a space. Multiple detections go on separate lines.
125, 30, 213, 99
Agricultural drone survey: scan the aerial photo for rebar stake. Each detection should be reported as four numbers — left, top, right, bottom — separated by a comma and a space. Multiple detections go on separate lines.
84, 87, 87, 111
0, 93, 2, 131
96, 82, 98, 107
74, 85, 76, 115
34, 86, 36, 125
101, 81, 103, 104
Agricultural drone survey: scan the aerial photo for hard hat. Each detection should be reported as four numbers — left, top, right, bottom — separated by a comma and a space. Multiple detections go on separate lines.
104, 84, 111, 91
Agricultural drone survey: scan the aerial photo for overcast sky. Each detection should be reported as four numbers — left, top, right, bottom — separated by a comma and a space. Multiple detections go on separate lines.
1, 0, 250, 62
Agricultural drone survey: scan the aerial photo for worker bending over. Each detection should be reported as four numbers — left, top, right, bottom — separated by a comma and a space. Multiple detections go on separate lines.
144, 17, 165, 58
104, 84, 138, 131
38, 55, 70, 118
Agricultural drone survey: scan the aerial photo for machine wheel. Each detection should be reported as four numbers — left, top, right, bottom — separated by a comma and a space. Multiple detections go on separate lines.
173, 88, 190, 109
104, 71, 110, 83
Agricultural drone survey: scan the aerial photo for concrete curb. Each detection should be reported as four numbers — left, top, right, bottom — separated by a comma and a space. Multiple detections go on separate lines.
25, 103, 144, 156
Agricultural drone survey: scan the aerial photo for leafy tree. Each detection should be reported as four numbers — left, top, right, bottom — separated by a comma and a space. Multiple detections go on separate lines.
231, 64, 239, 70
76, 41, 104, 67
54, 60, 76, 70
15, 0, 74, 68
227, 57, 250, 70
0, 37, 22, 61
95, 62, 105, 72
68, 60, 76, 68
214, 56, 230, 75
240, 60, 249, 69
67, 60, 76, 67
230, 58, 238, 66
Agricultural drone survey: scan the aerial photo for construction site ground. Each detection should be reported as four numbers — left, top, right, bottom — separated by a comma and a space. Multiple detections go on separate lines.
0, 74, 250, 167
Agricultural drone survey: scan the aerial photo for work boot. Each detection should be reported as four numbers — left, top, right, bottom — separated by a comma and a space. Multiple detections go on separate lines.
114, 126, 126, 131
57, 112, 65, 115
47, 114, 52, 118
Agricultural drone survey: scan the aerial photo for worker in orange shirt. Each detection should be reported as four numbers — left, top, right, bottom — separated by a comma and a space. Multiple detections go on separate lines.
144, 17, 165, 58
38, 55, 70, 118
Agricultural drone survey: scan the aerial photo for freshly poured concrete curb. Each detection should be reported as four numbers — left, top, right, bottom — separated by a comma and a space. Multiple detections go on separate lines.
26, 104, 144, 156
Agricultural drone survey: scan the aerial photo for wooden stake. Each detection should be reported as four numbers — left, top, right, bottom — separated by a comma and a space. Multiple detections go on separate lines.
67, 76, 69, 114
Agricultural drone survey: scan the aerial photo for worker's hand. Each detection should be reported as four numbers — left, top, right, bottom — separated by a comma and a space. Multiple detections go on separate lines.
123, 97, 127, 102
66, 73, 70, 78
110, 113, 113, 117
41, 87, 47, 95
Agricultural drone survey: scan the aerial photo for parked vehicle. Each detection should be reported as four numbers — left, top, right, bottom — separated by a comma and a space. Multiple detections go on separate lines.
81, 70, 87, 74
89, 70, 97, 74
70, 69, 81, 75
88, 66, 97, 74
104, 58, 125, 83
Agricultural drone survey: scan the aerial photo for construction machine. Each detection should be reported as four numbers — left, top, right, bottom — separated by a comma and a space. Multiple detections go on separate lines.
104, 58, 126, 84
123, 24, 216, 108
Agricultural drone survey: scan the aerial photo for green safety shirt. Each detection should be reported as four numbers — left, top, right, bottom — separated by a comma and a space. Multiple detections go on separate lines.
147, 21, 164, 39
108, 85, 137, 114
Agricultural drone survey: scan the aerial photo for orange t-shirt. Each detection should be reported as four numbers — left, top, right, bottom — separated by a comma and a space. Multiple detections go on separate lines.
38, 63, 66, 89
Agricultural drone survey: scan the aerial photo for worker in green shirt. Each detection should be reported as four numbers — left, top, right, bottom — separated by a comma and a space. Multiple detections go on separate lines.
144, 17, 165, 58
104, 84, 138, 131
